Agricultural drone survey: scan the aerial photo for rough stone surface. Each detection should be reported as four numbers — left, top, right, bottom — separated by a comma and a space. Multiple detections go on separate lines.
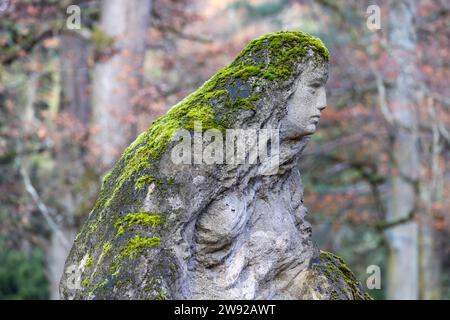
60, 31, 370, 300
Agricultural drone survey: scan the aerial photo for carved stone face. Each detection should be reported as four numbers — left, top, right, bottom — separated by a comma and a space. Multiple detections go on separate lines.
282, 61, 328, 139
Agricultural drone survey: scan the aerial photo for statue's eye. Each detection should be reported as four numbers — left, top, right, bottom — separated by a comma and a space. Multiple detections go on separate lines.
307, 87, 317, 94
309, 82, 322, 89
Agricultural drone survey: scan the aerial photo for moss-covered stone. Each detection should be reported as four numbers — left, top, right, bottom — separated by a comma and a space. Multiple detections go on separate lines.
61, 31, 335, 300
135, 175, 162, 191
82, 277, 91, 288
115, 235, 160, 266
91, 31, 329, 214
318, 251, 372, 300
102, 242, 112, 255
156, 289, 167, 300
114, 211, 164, 235
85, 254, 93, 268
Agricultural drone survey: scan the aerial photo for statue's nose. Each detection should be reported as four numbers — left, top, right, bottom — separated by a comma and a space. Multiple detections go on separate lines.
317, 89, 327, 111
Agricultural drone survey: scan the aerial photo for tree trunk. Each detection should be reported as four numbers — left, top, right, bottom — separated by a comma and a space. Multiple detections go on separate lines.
419, 212, 441, 299
60, 34, 91, 126
385, 0, 420, 300
419, 112, 443, 299
91, 0, 152, 169
43, 34, 93, 300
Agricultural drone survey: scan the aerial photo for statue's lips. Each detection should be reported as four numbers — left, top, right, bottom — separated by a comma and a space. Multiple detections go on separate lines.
310, 115, 320, 124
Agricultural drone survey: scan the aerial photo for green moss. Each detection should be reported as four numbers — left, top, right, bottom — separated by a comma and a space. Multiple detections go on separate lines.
82, 277, 90, 288
115, 235, 160, 267
235, 31, 329, 64
91, 31, 329, 214
319, 251, 372, 300
91, 26, 115, 56
102, 171, 112, 186
112, 267, 120, 278
108, 234, 161, 272
234, 95, 258, 112
116, 279, 130, 290
124, 212, 163, 228
86, 255, 93, 268
135, 175, 162, 191
156, 289, 167, 300
330, 290, 339, 300
143, 278, 157, 293
103, 242, 112, 255
74, 231, 82, 242
98, 278, 109, 289
89, 221, 99, 234
182, 105, 223, 131
114, 211, 164, 236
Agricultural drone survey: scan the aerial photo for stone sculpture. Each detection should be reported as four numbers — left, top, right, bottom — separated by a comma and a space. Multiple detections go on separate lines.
60, 31, 370, 300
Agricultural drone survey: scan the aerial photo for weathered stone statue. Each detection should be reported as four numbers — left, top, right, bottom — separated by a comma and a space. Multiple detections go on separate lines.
60, 31, 370, 300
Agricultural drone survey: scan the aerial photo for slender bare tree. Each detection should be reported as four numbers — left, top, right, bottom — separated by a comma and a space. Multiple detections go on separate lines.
91, 0, 152, 169
384, 0, 420, 300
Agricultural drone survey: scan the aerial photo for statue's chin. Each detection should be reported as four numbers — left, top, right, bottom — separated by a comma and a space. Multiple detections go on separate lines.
304, 124, 317, 135
280, 122, 317, 141
294, 126, 317, 139
282, 131, 314, 142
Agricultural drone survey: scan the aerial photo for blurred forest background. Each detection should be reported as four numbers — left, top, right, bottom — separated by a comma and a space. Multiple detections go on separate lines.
0, 0, 449, 300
